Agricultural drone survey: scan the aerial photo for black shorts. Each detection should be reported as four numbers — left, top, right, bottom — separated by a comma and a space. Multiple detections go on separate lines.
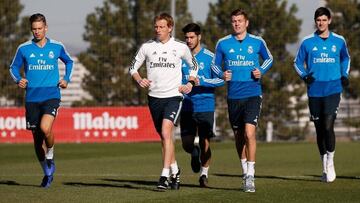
227, 96, 262, 129
308, 93, 341, 121
180, 111, 215, 139
25, 99, 61, 130
148, 96, 183, 134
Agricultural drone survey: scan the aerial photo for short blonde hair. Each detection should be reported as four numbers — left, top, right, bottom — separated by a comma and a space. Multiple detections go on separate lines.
154, 13, 174, 28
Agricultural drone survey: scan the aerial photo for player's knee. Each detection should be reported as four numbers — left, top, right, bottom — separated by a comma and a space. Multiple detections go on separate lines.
245, 134, 255, 141
244, 129, 256, 140
181, 137, 194, 153
182, 143, 193, 153
40, 125, 51, 137
324, 115, 336, 132
160, 132, 172, 141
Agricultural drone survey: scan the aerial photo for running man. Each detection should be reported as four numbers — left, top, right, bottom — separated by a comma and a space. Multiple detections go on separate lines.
294, 7, 350, 183
180, 23, 224, 187
214, 9, 273, 192
9, 13, 73, 188
129, 13, 198, 190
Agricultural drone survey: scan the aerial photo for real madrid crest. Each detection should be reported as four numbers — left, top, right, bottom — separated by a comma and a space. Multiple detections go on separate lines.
48, 51, 54, 59
331, 45, 336, 53
247, 46, 253, 54
199, 62, 204, 70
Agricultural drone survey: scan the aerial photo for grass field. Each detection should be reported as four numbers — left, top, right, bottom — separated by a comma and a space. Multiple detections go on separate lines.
0, 141, 359, 202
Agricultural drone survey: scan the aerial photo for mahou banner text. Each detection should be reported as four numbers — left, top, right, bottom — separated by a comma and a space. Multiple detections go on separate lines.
0, 107, 160, 143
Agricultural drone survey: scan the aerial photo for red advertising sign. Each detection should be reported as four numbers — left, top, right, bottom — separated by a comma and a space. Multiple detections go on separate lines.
0, 107, 160, 143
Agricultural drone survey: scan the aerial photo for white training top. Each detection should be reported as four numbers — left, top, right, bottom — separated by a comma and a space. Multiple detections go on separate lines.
129, 37, 198, 98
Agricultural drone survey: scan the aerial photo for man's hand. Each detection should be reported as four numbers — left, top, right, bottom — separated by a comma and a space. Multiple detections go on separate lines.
195, 77, 200, 86
137, 78, 152, 88
58, 79, 68, 89
179, 82, 193, 94
252, 68, 261, 80
18, 78, 28, 89
223, 70, 232, 81
303, 72, 315, 85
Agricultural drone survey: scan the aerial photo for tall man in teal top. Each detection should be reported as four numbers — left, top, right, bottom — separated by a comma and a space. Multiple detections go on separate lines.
10, 13, 73, 188
294, 7, 350, 183
214, 9, 273, 193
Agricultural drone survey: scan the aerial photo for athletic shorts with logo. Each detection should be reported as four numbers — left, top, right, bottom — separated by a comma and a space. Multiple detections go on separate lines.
308, 93, 340, 121
148, 96, 183, 135
227, 96, 262, 129
25, 99, 60, 130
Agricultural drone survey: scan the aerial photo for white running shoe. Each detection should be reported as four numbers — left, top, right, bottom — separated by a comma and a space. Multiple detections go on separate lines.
327, 163, 336, 182
243, 175, 255, 193
321, 155, 327, 182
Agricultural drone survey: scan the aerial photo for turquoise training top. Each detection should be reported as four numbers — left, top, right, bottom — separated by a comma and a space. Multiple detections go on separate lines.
294, 32, 350, 97
214, 33, 273, 99
182, 47, 224, 112
10, 38, 73, 102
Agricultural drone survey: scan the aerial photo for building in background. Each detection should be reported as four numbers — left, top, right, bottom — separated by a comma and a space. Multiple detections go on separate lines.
1, 57, 90, 107
59, 57, 92, 106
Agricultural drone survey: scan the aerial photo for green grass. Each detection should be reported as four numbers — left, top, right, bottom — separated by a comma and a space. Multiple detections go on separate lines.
0, 141, 359, 202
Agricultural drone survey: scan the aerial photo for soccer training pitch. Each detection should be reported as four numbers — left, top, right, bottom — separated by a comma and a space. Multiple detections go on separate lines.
0, 141, 359, 202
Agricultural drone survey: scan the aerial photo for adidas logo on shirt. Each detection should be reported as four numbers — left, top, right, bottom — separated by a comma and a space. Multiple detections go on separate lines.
30, 53, 35, 58
312, 46, 318, 51
229, 49, 235, 53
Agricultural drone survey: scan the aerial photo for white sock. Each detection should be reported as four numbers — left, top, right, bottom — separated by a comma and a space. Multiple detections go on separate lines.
241, 158, 247, 175
321, 154, 327, 173
161, 168, 170, 178
45, 146, 54, 160
327, 151, 335, 166
247, 161, 255, 176
170, 161, 179, 176
200, 166, 209, 177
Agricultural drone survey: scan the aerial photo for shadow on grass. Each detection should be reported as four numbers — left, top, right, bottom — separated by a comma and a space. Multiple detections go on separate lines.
102, 178, 241, 191
305, 174, 360, 180
63, 180, 162, 192
214, 173, 360, 182
0, 180, 39, 187
214, 173, 318, 182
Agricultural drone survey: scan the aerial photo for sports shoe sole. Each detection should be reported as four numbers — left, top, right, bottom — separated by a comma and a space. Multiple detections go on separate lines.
191, 146, 201, 173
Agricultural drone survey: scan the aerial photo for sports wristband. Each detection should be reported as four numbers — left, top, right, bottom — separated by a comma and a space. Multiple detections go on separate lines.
188, 80, 195, 87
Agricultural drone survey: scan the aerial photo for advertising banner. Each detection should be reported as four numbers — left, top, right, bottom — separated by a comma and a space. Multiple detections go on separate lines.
0, 107, 160, 143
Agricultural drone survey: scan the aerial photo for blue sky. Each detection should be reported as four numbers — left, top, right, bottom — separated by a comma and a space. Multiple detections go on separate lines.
20, 0, 324, 54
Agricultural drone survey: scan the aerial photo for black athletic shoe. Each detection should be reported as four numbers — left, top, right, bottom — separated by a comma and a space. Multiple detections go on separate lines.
170, 168, 180, 190
199, 175, 209, 188
40, 175, 53, 188
191, 145, 201, 173
157, 176, 169, 190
